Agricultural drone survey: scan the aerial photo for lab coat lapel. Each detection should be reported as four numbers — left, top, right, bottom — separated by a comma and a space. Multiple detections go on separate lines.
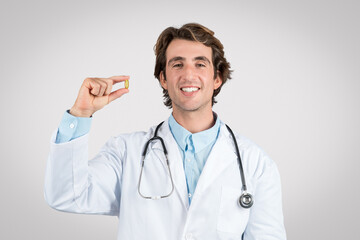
150, 120, 189, 209
195, 125, 238, 194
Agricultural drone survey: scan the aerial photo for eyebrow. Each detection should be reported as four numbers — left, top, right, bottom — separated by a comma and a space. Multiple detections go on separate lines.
194, 56, 211, 64
167, 56, 211, 66
168, 56, 185, 66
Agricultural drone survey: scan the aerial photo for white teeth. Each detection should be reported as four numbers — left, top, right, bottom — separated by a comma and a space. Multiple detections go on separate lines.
181, 87, 199, 92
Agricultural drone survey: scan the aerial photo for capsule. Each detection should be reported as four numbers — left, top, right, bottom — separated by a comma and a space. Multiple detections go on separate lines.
125, 79, 129, 89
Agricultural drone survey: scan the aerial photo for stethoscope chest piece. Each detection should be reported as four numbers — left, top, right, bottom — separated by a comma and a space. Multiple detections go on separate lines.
239, 192, 253, 208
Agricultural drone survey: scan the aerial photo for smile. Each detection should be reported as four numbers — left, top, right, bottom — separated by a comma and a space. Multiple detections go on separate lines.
181, 87, 200, 92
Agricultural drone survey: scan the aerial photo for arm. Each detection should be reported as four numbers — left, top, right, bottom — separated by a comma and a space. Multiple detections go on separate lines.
44, 76, 129, 215
44, 132, 125, 215
244, 158, 287, 240
55, 110, 92, 144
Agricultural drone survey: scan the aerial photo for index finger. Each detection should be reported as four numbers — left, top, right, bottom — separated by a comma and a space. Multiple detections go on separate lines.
108, 75, 130, 83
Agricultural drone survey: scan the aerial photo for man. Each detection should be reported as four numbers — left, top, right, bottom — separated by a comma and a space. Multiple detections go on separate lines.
45, 23, 286, 239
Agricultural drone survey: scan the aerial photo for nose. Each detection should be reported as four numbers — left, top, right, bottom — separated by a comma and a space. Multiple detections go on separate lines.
182, 64, 196, 81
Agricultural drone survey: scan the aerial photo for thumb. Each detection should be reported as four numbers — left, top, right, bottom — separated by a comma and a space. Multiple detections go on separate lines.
108, 88, 129, 103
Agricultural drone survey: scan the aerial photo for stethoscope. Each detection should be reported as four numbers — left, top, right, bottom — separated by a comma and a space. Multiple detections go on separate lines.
138, 121, 254, 209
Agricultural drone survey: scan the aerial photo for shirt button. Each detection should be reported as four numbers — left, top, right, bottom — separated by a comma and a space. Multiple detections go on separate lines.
185, 233, 193, 240
186, 158, 191, 162
188, 193, 192, 198
69, 123, 75, 129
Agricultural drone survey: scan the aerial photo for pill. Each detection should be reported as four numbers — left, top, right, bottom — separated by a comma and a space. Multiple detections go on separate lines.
125, 79, 129, 89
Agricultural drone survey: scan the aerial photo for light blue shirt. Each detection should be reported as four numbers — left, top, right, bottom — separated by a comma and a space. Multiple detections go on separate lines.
168, 114, 220, 204
55, 110, 92, 143
56, 111, 220, 204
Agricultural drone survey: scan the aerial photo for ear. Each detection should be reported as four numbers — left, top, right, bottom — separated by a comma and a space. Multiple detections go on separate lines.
160, 71, 168, 90
214, 71, 222, 90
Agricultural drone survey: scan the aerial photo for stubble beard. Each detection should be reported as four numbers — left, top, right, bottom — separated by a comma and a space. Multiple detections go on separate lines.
172, 97, 212, 114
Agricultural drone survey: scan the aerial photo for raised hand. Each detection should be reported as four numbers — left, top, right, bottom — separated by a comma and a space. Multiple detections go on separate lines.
70, 76, 130, 117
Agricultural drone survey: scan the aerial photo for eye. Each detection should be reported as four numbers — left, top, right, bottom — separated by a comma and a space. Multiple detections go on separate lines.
196, 63, 206, 67
173, 63, 183, 68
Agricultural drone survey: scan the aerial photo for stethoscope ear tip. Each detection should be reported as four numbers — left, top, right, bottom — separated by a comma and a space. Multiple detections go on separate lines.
239, 192, 253, 208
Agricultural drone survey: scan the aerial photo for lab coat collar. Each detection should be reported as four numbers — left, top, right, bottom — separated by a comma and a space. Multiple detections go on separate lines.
194, 122, 238, 194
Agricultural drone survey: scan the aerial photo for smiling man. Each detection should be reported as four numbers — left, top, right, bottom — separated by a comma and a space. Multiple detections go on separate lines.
45, 23, 286, 240
160, 38, 222, 133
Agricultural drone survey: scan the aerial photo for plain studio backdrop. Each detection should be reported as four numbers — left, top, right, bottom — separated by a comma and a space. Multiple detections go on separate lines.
0, 0, 359, 239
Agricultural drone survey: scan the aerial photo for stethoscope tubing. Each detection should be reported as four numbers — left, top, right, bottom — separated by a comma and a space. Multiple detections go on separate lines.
138, 121, 253, 208
225, 124, 247, 192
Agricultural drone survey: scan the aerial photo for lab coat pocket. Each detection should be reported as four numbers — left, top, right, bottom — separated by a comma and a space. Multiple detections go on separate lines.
217, 186, 249, 237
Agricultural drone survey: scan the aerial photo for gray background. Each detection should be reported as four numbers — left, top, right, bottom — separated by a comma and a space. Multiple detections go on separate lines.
1, 0, 359, 239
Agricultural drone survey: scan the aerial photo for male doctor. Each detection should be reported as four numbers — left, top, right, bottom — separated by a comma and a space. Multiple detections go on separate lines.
45, 23, 286, 240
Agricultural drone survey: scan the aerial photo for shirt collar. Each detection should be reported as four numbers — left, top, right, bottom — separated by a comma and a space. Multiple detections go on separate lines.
168, 113, 220, 153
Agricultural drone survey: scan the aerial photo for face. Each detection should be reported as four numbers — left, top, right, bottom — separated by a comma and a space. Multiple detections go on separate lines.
160, 39, 222, 114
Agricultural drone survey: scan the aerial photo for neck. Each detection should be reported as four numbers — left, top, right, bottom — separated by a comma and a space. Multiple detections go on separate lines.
172, 108, 215, 134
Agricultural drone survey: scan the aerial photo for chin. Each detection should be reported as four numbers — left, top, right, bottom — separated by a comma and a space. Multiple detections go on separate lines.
174, 103, 206, 113
172, 98, 212, 113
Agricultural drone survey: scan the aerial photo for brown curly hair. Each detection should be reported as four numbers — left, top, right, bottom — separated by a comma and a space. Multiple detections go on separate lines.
154, 23, 232, 108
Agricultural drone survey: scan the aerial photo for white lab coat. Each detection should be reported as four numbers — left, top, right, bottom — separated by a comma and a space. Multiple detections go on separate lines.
44, 119, 286, 240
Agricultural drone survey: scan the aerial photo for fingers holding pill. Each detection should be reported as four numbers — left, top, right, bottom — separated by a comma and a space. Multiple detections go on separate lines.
70, 75, 130, 117
90, 76, 129, 96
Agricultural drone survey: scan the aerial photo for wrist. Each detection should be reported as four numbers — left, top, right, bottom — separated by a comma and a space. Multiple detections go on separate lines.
69, 107, 93, 118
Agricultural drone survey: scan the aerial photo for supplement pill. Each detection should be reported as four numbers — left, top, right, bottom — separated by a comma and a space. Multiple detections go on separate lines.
125, 79, 129, 89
